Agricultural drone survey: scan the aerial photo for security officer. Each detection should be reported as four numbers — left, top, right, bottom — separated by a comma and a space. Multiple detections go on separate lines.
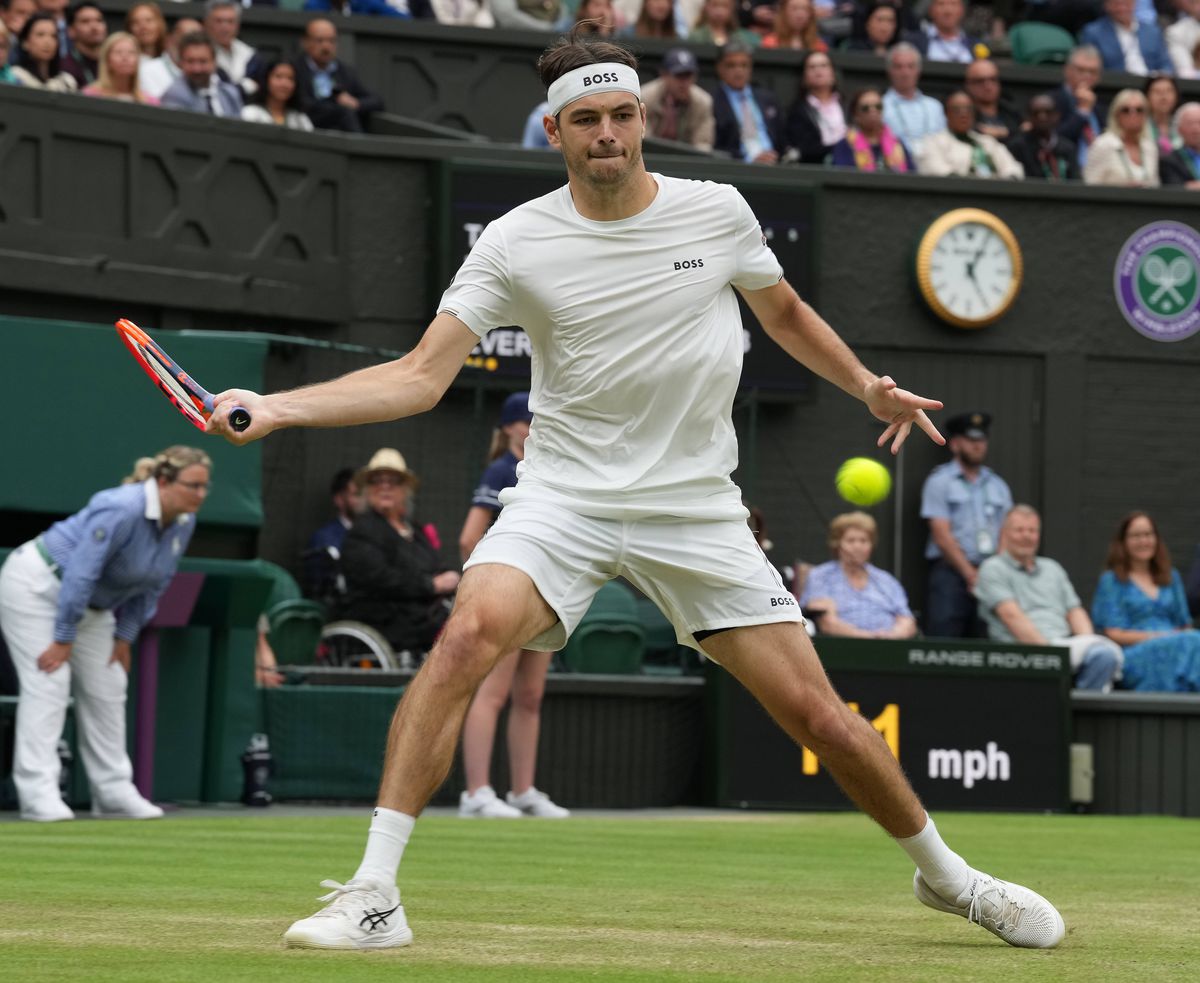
919, 411, 1013, 638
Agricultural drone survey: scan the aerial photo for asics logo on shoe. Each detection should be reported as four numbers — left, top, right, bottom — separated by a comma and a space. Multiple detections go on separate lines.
359, 905, 399, 931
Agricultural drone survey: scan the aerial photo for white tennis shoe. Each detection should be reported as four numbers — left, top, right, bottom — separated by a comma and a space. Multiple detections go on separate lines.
91, 793, 163, 820
914, 870, 1065, 948
283, 878, 413, 950
506, 787, 570, 818
459, 785, 523, 818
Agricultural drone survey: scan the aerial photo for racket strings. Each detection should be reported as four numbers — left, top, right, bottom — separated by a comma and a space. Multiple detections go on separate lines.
136, 342, 207, 426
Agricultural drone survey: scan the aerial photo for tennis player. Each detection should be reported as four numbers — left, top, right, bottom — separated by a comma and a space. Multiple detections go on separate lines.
210, 32, 1065, 952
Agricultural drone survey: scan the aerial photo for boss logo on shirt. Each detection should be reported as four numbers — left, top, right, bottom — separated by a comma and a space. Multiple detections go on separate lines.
582, 72, 621, 86
770, 595, 796, 607
674, 259, 705, 270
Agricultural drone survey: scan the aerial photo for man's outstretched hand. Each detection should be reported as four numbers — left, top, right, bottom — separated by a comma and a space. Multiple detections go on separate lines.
864, 376, 945, 454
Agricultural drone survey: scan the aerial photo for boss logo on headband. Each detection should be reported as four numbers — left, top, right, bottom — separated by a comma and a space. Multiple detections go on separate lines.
583, 72, 621, 87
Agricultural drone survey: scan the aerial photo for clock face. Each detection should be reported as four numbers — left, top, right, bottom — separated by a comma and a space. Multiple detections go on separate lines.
916, 210, 1023, 328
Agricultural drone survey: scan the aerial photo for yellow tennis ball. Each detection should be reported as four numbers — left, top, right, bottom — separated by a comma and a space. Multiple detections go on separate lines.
836, 457, 892, 506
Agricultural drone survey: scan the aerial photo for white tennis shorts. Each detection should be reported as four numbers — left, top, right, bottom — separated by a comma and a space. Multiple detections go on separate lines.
463, 498, 804, 652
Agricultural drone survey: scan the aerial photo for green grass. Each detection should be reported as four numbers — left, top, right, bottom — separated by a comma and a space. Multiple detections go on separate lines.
1, 811, 1196, 982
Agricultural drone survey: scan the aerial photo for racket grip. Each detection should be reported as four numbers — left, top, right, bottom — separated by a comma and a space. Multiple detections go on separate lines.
229, 407, 252, 432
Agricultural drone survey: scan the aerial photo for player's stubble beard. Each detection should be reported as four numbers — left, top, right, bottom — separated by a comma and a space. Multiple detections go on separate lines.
567, 132, 646, 197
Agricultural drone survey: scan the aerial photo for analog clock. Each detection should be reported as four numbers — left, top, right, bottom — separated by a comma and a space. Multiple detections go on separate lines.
915, 208, 1023, 328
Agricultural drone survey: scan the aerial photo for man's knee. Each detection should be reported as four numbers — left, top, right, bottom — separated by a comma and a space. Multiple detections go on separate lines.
798, 695, 860, 755
509, 677, 546, 714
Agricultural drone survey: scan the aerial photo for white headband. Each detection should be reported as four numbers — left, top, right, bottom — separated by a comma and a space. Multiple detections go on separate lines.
546, 62, 642, 117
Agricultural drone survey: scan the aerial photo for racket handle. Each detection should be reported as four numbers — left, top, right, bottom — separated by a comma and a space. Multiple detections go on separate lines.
229, 407, 252, 432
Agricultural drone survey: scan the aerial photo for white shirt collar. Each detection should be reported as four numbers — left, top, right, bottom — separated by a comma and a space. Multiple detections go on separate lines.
142, 477, 191, 528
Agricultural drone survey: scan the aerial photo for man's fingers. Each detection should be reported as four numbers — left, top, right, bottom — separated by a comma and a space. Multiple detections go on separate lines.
914, 410, 946, 445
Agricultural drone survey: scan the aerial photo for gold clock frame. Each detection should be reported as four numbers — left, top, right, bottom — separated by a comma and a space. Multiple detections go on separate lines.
915, 208, 1024, 329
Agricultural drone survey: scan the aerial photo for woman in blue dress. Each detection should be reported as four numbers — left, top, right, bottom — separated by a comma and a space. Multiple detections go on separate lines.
1091, 511, 1200, 692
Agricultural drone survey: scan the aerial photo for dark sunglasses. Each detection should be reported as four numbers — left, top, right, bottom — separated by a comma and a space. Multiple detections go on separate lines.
856, 103, 883, 112
1118, 106, 1146, 115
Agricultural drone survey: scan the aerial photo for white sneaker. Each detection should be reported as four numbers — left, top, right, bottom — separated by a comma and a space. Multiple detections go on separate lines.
914, 870, 1065, 949
506, 787, 570, 818
459, 785, 523, 818
91, 794, 164, 820
21, 799, 75, 822
283, 878, 412, 950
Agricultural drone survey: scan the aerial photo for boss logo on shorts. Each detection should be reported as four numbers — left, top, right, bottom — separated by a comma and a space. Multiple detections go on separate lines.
582, 72, 621, 86
770, 595, 796, 607
674, 259, 705, 270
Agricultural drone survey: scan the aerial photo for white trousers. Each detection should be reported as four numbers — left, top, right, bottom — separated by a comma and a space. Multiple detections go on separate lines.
0, 542, 137, 812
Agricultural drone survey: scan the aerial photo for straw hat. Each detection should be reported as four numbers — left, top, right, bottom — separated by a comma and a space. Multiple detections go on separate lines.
356, 448, 419, 489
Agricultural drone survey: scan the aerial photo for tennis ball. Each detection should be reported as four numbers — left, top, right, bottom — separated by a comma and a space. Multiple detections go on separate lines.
835, 457, 892, 506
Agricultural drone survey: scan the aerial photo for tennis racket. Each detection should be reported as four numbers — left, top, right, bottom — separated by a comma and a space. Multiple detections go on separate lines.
115, 319, 251, 433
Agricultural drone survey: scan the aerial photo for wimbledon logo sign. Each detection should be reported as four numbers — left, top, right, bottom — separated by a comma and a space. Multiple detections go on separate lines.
1113, 221, 1200, 343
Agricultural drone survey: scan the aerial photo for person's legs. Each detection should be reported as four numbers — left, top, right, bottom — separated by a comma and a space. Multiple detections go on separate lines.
1073, 642, 1121, 691
506, 649, 553, 797
461, 649, 520, 794
925, 560, 973, 638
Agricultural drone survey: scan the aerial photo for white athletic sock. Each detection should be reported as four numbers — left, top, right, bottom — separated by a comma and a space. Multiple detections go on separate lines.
352, 807, 415, 889
895, 814, 971, 902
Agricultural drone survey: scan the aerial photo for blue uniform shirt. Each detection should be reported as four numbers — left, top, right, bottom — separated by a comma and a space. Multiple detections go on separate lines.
920, 460, 1012, 564
471, 451, 519, 512
41, 479, 195, 644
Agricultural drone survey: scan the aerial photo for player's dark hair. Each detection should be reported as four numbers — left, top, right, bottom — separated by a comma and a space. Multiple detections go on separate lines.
330, 467, 356, 497
177, 29, 214, 57
536, 26, 637, 90
1106, 510, 1173, 587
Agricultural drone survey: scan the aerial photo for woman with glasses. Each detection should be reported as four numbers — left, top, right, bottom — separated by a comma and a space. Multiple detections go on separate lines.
0, 446, 211, 822
829, 86, 913, 172
1083, 88, 1160, 186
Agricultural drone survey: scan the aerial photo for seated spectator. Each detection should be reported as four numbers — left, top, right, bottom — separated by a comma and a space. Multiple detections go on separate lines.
139, 16, 200, 101
1052, 45, 1107, 173
1091, 511, 1200, 691
161, 32, 243, 116
882, 42, 945, 157
574, 0, 617, 33
0, 19, 17, 79
710, 39, 781, 163
241, 59, 313, 130
642, 47, 715, 150
492, 0, 560, 30
1007, 94, 1079, 180
60, 0, 105, 88
125, 1, 166, 62
1146, 74, 1182, 154
293, 17, 383, 133
689, 0, 759, 45
82, 31, 158, 104
1080, 0, 1172, 75
337, 449, 461, 657
1083, 87, 1160, 186
784, 49, 845, 164
902, 0, 983, 64
3, 0, 37, 64
35, 0, 68, 59
1159, 100, 1200, 186
842, 0, 898, 54
303, 467, 364, 603
429, 0, 493, 25
303, 0, 408, 17
521, 99, 552, 148
799, 511, 917, 639
761, 0, 827, 51
976, 506, 1122, 691
916, 90, 1023, 178
964, 57, 1021, 144
205, 0, 260, 99
830, 86, 913, 171
618, 0, 679, 38
11, 12, 76, 90
1167, 0, 1200, 78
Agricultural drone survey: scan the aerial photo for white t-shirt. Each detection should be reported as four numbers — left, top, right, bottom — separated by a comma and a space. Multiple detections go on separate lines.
438, 173, 784, 520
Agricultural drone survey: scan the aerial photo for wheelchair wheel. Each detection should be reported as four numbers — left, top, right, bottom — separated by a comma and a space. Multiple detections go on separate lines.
319, 621, 399, 670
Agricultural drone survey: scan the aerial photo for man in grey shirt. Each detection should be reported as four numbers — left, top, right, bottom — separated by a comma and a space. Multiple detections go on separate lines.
975, 505, 1122, 690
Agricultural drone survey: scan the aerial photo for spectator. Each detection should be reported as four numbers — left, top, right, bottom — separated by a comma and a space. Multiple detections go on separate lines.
1080, 0, 1173, 75
3, 0, 37, 63
830, 86, 913, 171
964, 57, 1021, 144
1052, 45, 1107, 173
61, 0, 105, 88
303, 467, 364, 604
903, 0, 984, 64
799, 511, 917, 638
83, 31, 158, 103
619, 0, 679, 37
1146, 74, 1182, 153
784, 49, 845, 163
1159, 100, 1200, 185
0, 20, 13, 79
976, 506, 1122, 691
882, 42, 946, 156
761, 0, 827, 50
1007, 93, 1080, 180
689, 0, 759, 45
0, 446, 210, 822
642, 47, 715, 150
711, 38, 782, 162
491, 0, 560, 30
842, 0, 899, 54
303, 0, 409, 17
916, 90, 1024, 178
292, 17, 384, 133
1091, 511, 1200, 691
337, 448, 461, 658
11, 12, 76, 90
1083, 87, 1160, 186
241, 59, 314, 130
125, 1, 166, 61
574, 0, 617, 33
521, 99, 552, 148
457, 393, 569, 820
429, 0, 493, 26
1167, 0, 1200, 77
205, 0, 259, 98
160, 32, 243, 116
138, 16, 200, 101
35, 0, 67, 57
919, 411, 1013, 639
